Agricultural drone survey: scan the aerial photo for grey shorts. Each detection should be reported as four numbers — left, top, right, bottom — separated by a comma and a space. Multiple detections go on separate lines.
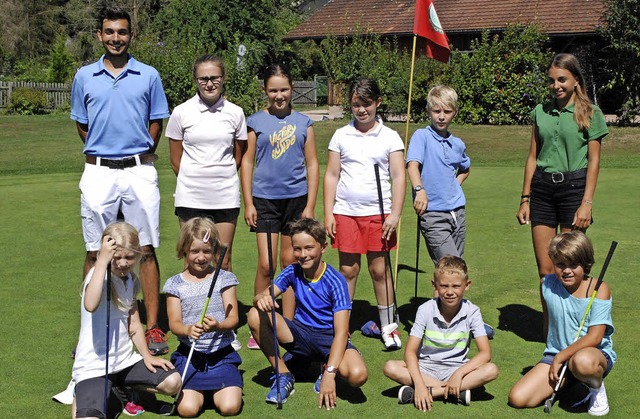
75, 360, 178, 418
419, 207, 466, 264
418, 360, 464, 382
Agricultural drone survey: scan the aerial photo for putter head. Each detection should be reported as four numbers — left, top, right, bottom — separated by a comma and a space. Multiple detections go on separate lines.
543, 397, 554, 413
382, 322, 398, 334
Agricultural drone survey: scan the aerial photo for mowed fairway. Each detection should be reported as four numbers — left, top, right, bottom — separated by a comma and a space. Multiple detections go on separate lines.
0, 114, 638, 418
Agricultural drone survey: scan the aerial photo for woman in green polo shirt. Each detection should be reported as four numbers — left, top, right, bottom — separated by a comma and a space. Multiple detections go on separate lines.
516, 53, 608, 281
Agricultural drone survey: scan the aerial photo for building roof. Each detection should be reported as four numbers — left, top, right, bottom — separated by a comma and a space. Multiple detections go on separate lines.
285, 0, 606, 40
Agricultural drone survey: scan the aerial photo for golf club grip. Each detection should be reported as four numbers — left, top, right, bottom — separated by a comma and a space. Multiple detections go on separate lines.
594, 241, 617, 292
374, 164, 385, 224
204, 246, 228, 301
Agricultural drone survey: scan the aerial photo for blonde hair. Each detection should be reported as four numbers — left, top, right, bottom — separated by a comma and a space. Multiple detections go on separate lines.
427, 85, 458, 112
176, 217, 220, 260
548, 230, 595, 274
433, 255, 469, 282
101, 222, 142, 311
549, 53, 594, 131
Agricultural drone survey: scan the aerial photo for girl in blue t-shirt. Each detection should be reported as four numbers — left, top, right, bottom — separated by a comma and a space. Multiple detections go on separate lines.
240, 64, 319, 340
164, 217, 243, 417
509, 231, 615, 416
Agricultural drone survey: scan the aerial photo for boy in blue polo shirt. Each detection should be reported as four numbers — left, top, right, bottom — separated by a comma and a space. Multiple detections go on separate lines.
406, 85, 470, 266
247, 218, 368, 410
383, 256, 498, 411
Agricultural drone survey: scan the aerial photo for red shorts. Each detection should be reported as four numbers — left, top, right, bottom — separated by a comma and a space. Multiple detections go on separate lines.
332, 214, 397, 254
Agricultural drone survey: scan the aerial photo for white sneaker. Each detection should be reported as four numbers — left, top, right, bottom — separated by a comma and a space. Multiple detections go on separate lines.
458, 389, 471, 406
231, 331, 242, 351
588, 383, 609, 416
52, 379, 75, 405
398, 386, 414, 404
382, 329, 402, 350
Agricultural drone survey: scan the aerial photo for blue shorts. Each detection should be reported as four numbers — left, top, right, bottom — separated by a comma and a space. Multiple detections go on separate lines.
170, 343, 243, 391
281, 318, 357, 362
540, 350, 613, 378
530, 168, 590, 228
251, 195, 308, 235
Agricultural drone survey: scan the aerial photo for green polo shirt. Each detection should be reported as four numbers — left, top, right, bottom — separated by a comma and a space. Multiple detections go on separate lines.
532, 103, 608, 173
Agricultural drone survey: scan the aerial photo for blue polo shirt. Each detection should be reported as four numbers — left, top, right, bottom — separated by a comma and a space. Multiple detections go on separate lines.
406, 125, 470, 211
274, 262, 351, 330
70, 55, 170, 158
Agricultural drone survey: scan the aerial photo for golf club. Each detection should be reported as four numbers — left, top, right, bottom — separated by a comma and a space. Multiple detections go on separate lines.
266, 220, 283, 409
543, 240, 617, 414
104, 264, 111, 417
374, 163, 399, 334
415, 214, 420, 298
167, 245, 228, 416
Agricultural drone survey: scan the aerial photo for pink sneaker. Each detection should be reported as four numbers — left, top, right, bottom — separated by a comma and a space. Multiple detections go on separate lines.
123, 401, 145, 416
247, 334, 260, 350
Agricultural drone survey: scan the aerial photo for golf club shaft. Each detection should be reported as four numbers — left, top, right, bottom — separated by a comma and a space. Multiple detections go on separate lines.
266, 221, 282, 408
415, 215, 420, 298
171, 246, 228, 413
374, 164, 398, 325
104, 264, 111, 416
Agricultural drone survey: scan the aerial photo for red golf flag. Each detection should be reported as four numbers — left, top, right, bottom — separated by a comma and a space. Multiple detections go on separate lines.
413, 0, 450, 63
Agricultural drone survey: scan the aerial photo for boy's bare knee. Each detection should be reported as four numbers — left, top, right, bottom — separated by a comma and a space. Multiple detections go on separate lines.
382, 360, 402, 380
485, 362, 500, 381
247, 307, 260, 331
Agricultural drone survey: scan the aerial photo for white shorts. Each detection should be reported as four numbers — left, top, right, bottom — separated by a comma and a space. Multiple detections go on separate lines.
419, 360, 465, 382
80, 163, 160, 250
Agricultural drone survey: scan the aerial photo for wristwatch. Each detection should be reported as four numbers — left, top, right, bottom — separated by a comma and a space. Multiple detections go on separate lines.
413, 185, 424, 192
325, 365, 337, 374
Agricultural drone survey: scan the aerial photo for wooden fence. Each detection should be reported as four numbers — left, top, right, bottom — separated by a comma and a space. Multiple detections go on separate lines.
0, 78, 331, 109
0, 81, 71, 109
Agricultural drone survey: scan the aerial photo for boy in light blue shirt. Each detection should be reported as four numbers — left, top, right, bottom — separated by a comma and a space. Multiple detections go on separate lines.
406, 86, 470, 265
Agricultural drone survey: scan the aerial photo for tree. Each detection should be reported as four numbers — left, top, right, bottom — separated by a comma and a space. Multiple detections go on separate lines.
599, 0, 640, 124
446, 24, 551, 125
48, 35, 75, 83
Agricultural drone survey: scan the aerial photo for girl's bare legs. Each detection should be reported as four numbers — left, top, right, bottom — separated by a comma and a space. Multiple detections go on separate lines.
338, 252, 362, 300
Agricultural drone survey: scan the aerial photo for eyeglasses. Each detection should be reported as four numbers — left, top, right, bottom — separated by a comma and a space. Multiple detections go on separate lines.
196, 75, 223, 85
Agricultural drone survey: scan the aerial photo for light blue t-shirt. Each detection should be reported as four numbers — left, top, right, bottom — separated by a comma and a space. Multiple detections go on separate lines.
274, 262, 351, 330
542, 274, 616, 364
70, 55, 170, 158
163, 270, 239, 353
406, 125, 470, 211
247, 110, 313, 199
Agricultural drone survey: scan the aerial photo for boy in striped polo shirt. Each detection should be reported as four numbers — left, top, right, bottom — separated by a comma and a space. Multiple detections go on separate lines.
383, 256, 498, 411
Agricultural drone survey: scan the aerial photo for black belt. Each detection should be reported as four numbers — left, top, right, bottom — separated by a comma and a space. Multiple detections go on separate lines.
536, 168, 587, 184
86, 153, 158, 169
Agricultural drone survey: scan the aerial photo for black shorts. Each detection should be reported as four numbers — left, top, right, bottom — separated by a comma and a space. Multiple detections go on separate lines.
175, 207, 240, 224
75, 360, 178, 418
251, 195, 307, 235
530, 168, 591, 228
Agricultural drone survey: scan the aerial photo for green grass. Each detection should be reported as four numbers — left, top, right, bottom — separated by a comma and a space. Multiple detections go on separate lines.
0, 114, 638, 418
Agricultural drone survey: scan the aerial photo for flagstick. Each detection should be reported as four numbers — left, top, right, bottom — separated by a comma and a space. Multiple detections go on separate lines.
392, 34, 419, 288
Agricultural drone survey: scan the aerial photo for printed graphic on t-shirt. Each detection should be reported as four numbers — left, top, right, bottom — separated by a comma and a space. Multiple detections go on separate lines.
271, 124, 297, 159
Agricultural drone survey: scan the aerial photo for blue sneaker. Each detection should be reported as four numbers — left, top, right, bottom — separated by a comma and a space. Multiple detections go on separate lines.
314, 373, 323, 394
484, 324, 495, 340
265, 373, 295, 404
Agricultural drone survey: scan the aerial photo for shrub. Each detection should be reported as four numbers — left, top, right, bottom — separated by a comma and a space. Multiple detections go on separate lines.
7, 88, 49, 115
446, 24, 552, 125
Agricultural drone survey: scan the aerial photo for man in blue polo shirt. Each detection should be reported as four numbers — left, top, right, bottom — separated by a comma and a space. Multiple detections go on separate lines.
71, 6, 168, 355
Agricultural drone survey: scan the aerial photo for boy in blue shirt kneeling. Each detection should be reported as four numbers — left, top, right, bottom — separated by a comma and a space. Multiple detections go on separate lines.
247, 218, 368, 410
